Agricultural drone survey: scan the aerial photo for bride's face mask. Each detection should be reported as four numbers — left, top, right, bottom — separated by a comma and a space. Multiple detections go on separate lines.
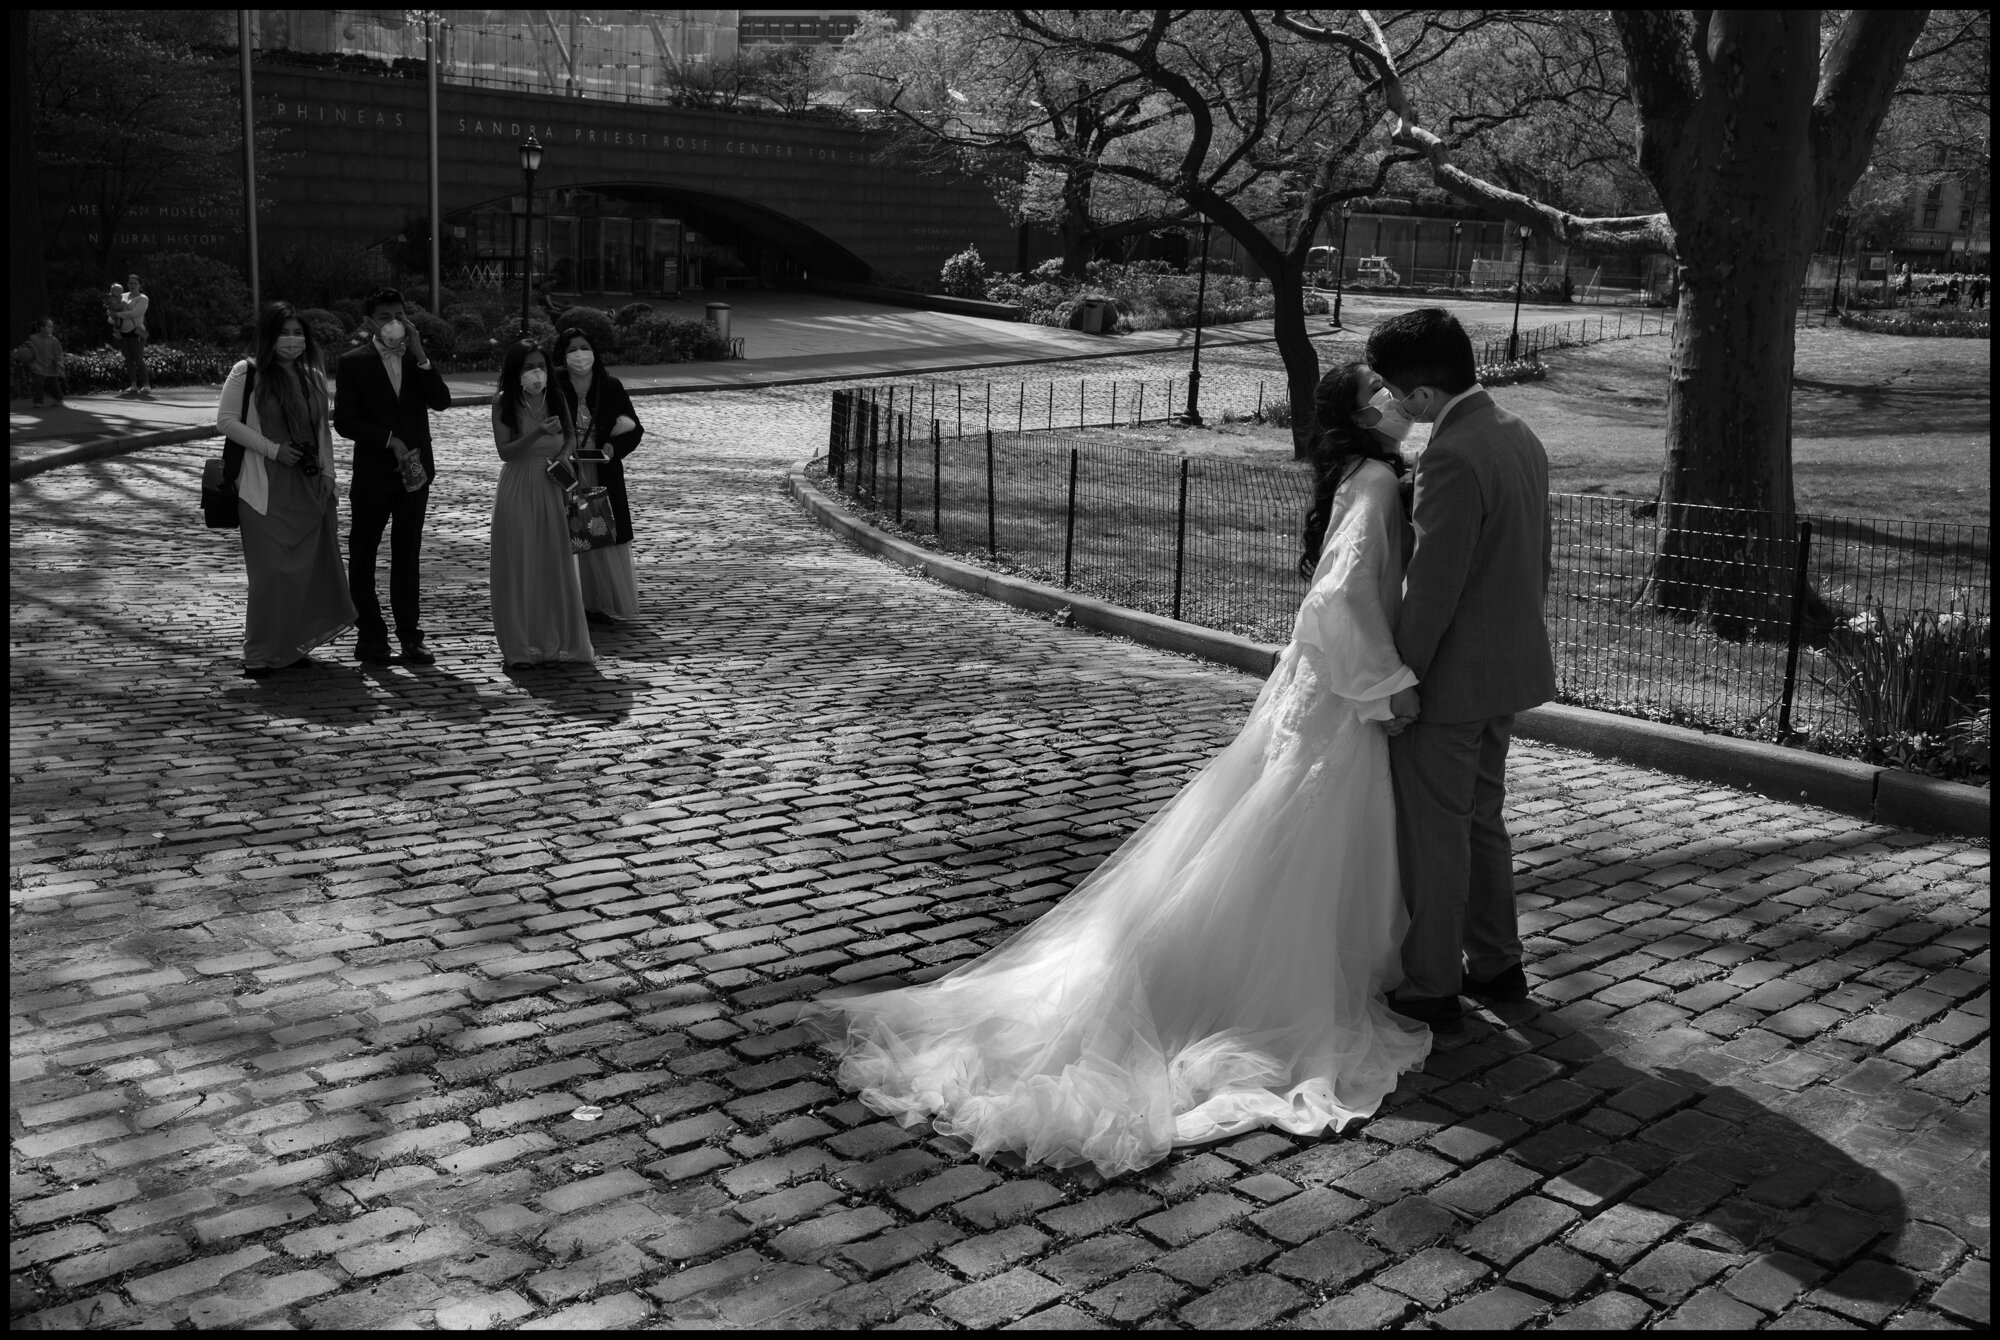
1353, 387, 1415, 443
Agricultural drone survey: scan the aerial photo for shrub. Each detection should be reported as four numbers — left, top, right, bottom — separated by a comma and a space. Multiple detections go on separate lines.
940, 245, 991, 300
294, 308, 349, 358
1816, 604, 1991, 754
632, 311, 730, 360
448, 311, 487, 348
403, 283, 458, 314
614, 302, 654, 328
1838, 306, 1989, 338
11, 340, 239, 396
134, 252, 254, 345
409, 309, 456, 355
263, 243, 389, 311
554, 305, 620, 357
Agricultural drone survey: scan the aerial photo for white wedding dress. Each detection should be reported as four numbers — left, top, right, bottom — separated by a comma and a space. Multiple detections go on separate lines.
806, 458, 1432, 1177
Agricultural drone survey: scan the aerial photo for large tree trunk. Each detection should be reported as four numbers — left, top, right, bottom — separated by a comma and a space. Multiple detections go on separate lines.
1647, 251, 1830, 642
1640, 13, 1833, 644
1265, 254, 1321, 461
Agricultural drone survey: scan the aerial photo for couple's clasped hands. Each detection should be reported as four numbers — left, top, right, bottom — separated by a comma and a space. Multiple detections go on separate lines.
1384, 686, 1420, 737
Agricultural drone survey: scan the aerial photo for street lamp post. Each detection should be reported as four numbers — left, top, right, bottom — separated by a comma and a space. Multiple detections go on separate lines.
1450, 221, 1461, 287
1181, 216, 1213, 426
1507, 225, 1532, 360
518, 136, 543, 338
1828, 212, 1852, 315
1331, 205, 1352, 327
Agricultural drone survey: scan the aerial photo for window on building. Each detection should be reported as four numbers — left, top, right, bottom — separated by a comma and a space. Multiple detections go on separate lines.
1922, 206, 1941, 229
1960, 205, 1976, 231
1925, 182, 1945, 202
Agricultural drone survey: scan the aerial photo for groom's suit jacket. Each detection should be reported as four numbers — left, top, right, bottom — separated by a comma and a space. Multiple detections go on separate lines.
1395, 389, 1556, 724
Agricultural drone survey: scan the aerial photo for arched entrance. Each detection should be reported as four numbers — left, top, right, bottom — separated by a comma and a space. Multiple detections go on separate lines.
442, 180, 872, 298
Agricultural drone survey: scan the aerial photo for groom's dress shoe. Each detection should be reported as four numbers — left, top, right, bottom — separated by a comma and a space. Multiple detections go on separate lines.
1389, 994, 1464, 1034
1463, 964, 1530, 1003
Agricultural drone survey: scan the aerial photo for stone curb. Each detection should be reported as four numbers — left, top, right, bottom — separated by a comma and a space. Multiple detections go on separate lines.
9, 424, 220, 483
790, 457, 1989, 841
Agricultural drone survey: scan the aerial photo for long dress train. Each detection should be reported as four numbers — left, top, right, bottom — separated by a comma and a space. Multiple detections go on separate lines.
805, 459, 1432, 1178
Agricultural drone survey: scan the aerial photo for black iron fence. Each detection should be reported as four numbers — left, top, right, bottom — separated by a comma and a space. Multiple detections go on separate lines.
841, 312, 1672, 443
823, 394, 1991, 746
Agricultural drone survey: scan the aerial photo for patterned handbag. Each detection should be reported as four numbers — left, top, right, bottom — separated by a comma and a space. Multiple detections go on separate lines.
566, 486, 618, 553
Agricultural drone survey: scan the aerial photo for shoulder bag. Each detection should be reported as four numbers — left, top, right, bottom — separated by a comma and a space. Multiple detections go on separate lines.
201, 363, 255, 529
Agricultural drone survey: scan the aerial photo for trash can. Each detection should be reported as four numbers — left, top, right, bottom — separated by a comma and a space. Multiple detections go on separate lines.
705, 302, 731, 343
1078, 298, 1107, 334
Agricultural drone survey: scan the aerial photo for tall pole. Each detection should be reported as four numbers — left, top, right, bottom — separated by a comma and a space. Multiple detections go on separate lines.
1508, 226, 1530, 360
426, 17, 441, 309
1331, 208, 1351, 327
1181, 218, 1212, 426
520, 163, 536, 337
1828, 213, 1851, 315
1450, 222, 1461, 287
239, 11, 260, 317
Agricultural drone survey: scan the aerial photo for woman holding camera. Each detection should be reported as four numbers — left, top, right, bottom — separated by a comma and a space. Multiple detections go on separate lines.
550, 327, 645, 624
490, 340, 593, 669
216, 302, 357, 678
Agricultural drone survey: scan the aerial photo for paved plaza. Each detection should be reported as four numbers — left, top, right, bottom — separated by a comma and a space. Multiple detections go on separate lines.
9, 380, 1991, 1330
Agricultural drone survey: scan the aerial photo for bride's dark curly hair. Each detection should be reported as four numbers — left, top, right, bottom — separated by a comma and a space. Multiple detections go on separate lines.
1298, 361, 1407, 581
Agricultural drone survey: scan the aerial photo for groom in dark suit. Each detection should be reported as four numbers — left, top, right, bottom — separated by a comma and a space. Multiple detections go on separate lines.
334, 288, 452, 666
1368, 308, 1556, 1034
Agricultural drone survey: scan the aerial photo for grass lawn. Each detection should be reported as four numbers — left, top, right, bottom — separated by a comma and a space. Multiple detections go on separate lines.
1095, 324, 1991, 525
825, 322, 1989, 761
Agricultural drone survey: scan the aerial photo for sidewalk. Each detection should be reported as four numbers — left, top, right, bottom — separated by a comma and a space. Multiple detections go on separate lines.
9, 380, 1988, 1330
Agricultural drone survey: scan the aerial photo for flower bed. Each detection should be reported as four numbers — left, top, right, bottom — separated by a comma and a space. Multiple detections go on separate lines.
1838, 305, 1990, 338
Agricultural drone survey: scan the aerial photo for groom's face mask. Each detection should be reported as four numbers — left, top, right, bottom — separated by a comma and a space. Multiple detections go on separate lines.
1392, 383, 1445, 423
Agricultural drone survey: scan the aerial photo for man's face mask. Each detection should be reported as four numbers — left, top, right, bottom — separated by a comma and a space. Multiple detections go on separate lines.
376, 318, 407, 351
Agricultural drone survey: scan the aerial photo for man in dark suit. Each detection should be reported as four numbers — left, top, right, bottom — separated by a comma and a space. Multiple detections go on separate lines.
1368, 308, 1557, 1034
334, 287, 452, 665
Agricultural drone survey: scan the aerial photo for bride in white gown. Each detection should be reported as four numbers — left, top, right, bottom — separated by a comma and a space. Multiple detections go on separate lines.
805, 362, 1435, 1178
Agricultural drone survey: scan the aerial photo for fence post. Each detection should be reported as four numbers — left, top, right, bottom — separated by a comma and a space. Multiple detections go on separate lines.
1171, 457, 1190, 622
869, 392, 881, 497
895, 412, 905, 523
1111, 382, 1118, 426
1047, 383, 1055, 432
931, 420, 942, 535
1063, 446, 1079, 587
1079, 378, 1085, 429
884, 387, 896, 499
1137, 381, 1145, 425
829, 390, 847, 485
1018, 382, 1025, 433
985, 429, 997, 558
1256, 382, 1263, 419
1777, 518, 1814, 737
956, 383, 963, 438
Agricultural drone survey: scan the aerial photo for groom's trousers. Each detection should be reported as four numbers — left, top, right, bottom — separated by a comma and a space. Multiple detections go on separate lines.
1389, 714, 1523, 1000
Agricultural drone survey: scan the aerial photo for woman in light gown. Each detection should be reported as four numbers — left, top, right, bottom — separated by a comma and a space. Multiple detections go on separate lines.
804, 362, 1437, 1178
489, 340, 594, 669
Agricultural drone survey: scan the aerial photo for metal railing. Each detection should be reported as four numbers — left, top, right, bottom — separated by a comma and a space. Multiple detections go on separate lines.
823, 393, 1991, 745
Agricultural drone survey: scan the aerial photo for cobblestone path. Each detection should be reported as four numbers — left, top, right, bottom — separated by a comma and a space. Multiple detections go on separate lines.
10, 387, 1990, 1330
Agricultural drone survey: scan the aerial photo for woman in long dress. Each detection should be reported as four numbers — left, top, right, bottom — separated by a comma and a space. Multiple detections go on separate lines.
806, 362, 1434, 1178
550, 327, 646, 624
489, 341, 593, 669
216, 302, 356, 677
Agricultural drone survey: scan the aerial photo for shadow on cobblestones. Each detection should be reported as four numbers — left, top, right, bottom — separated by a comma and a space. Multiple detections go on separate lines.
10, 396, 1986, 1330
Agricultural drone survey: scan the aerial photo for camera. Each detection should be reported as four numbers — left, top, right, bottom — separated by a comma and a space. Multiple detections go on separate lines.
294, 443, 320, 478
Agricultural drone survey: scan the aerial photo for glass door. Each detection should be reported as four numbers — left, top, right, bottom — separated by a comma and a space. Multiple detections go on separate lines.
649, 220, 682, 295
601, 217, 632, 292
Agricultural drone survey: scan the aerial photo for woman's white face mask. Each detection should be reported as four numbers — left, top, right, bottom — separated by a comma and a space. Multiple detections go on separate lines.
1353, 387, 1415, 442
